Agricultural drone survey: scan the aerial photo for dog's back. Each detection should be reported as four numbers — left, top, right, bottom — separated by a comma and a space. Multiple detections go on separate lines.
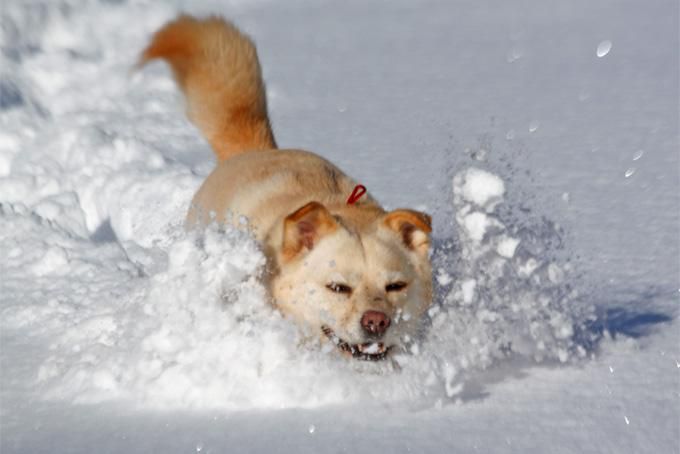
139, 16, 382, 235
139, 15, 277, 160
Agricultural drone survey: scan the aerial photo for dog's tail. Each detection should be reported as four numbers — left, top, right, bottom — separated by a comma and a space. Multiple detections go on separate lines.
138, 15, 277, 160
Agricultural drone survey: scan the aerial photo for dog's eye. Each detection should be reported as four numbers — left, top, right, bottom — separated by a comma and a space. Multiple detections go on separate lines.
385, 281, 408, 292
326, 283, 352, 294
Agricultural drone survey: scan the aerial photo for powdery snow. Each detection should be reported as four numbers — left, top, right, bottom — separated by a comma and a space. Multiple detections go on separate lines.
1, 0, 678, 452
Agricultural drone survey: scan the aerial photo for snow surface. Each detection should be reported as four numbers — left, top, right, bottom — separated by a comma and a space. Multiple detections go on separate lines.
1, 0, 678, 452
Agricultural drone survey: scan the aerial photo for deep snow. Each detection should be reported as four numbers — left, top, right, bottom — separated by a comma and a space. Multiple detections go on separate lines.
1, 0, 678, 453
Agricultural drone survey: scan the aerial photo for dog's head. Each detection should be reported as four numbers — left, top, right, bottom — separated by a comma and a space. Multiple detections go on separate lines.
271, 201, 432, 360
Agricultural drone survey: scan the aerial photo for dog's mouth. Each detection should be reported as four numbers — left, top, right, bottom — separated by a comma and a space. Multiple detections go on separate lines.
321, 325, 392, 361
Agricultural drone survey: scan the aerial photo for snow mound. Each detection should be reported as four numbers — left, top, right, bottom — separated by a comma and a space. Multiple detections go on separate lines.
27, 224, 429, 409
2, 167, 589, 410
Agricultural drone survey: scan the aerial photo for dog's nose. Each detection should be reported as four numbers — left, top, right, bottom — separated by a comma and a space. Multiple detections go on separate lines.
360, 310, 391, 337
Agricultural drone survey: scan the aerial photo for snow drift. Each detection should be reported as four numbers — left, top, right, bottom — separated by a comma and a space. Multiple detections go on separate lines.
1, 149, 590, 409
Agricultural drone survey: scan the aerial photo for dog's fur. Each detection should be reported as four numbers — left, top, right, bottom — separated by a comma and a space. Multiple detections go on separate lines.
139, 15, 433, 359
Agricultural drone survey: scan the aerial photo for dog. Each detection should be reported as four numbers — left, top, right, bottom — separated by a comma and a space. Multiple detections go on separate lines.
139, 15, 433, 361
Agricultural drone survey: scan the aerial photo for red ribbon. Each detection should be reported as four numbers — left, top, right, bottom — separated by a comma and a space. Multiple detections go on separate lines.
346, 184, 366, 205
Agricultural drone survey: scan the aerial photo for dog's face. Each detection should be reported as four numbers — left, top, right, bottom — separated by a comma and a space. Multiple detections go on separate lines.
272, 202, 432, 360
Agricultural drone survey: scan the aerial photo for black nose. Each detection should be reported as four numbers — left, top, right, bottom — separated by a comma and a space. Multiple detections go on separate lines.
360, 310, 391, 337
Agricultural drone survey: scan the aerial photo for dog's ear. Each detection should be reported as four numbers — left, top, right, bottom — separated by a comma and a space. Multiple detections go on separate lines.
383, 209, 432, 256
282, 201, 338, 261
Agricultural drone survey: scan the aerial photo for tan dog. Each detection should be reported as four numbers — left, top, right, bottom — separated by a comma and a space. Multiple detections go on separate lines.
139, 15, 433, 360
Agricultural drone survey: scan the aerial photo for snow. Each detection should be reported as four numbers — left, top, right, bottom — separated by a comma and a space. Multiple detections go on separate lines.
596, 40, 613, 58
455, 167, 505, 212
460, 278, 477, 305
1, 0, 678, 452
496, 235, 520, 258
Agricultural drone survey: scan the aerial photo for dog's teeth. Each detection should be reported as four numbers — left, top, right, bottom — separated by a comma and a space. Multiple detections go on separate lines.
361, 343, 381, 354
322, 326, 391, 360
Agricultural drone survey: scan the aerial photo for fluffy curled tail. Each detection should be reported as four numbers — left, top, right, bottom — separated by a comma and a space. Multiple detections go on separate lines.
139, 15, 277, 160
